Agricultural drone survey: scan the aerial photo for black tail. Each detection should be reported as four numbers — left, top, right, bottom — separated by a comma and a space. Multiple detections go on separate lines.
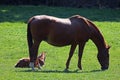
27, 19, 33, 52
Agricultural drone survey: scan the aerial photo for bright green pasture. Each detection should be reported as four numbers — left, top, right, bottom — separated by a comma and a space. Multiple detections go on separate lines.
0, 6, 120, 80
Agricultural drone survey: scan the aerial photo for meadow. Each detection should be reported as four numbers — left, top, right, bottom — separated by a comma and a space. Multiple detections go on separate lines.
0, 5, 120, 80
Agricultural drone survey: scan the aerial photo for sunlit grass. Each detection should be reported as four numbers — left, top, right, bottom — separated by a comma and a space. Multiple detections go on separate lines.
0, 5, 120, 80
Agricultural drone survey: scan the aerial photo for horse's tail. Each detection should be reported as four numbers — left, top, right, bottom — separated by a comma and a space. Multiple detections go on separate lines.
27, 17, 34, 52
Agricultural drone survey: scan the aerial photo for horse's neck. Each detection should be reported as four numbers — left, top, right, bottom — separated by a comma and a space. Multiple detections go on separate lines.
86, 19, 106, 52
91, 33, 106, 52
88, 23, 106, 52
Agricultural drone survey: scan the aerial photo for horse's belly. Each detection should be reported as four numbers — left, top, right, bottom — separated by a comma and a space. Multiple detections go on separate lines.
47, 41, 70, 47
45, 36, 72, 47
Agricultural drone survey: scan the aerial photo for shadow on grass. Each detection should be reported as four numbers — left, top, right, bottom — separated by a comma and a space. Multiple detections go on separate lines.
39, 69, 103, 73
16, 69, 103, 74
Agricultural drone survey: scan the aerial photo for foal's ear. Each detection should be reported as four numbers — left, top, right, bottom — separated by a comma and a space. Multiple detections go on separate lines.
107, 45, 111, 49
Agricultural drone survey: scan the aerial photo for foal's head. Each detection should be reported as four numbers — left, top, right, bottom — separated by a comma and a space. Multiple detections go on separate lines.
37, 52, 46, 66
97, 46, 110, 70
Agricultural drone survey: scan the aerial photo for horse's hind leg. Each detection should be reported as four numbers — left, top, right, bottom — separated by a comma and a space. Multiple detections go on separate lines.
29, 40, 41, 71
78, 42, 86, 70
66, 44, 77, 70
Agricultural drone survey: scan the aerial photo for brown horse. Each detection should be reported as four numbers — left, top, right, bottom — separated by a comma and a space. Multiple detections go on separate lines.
27, 15, 110, 71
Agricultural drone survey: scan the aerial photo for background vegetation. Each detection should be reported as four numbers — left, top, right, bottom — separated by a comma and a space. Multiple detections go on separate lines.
0, 0, 120, 8
0, 5, 120, 80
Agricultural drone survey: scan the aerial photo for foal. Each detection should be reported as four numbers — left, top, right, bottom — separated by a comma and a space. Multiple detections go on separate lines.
15, 52, 46, 68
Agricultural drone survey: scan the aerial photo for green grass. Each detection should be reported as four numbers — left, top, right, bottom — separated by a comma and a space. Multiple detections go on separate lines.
0, 5, 120, 80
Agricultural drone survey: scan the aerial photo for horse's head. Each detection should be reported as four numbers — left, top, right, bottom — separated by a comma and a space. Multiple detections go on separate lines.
97, 45, 110, 70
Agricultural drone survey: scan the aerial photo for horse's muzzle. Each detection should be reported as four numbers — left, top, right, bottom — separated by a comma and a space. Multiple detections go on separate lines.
101, 66, 109, 70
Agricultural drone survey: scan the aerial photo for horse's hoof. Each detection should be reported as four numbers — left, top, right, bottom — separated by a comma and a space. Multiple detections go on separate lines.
78, 65, 82, 70
64, 68, 69, 72
79, 67, 82, 70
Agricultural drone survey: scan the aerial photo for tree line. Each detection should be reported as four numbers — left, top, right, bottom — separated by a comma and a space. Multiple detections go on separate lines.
0, 0, 120, 8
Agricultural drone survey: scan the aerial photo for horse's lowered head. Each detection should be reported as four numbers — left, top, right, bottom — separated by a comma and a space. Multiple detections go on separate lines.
97, 45, 110, 70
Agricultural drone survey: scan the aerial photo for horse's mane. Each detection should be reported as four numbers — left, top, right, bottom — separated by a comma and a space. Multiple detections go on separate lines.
86, 19, 107, 47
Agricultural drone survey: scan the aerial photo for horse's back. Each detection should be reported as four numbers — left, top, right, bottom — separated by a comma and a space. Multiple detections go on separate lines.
29, 15, 91, 46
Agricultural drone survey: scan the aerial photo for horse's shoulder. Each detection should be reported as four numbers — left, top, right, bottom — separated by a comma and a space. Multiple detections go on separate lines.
69, 15, 87, 25
70, 15, 86, 20
70, 15, 80, 18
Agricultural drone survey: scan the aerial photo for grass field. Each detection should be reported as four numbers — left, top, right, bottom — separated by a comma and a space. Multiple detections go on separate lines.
0, 5, 120, 80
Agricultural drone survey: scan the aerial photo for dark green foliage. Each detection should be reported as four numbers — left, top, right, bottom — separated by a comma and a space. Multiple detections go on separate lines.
0, 0, 120, 8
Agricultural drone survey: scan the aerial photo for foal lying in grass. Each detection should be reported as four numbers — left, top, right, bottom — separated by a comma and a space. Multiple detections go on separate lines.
15, 52, 46, 69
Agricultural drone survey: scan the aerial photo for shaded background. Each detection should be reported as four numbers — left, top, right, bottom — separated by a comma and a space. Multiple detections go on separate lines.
0, 0, 120, 8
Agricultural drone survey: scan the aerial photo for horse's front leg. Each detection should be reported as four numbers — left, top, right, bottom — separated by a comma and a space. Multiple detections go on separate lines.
29, 41, 41, 71
78, 42, 86, 70
66, 43, 77, 70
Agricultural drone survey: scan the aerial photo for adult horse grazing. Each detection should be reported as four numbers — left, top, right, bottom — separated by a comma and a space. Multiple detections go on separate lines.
27, 15, 110, 71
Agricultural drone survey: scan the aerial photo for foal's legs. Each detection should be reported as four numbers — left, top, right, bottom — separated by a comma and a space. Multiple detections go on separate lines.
29, 40, 41, 71
66, 44, 77, 70
78, 42, 86, 70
